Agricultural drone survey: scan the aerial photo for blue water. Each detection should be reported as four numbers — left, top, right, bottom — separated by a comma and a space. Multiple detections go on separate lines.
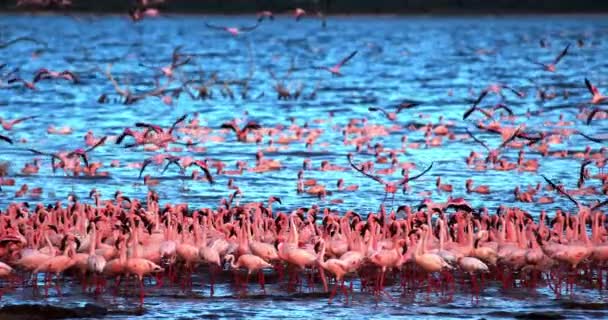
1, 13, 608, 319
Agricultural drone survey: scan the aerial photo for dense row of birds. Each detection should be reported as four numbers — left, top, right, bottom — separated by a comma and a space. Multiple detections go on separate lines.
0, 192, 607, 305
1, 0, 608, 307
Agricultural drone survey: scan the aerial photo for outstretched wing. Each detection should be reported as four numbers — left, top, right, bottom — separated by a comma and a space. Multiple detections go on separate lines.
399, 162, 433, 185
368, 106, 390, 118
586, 108, 603, 125
193, 161, 215, 184
502, 85, 525, 98
0, 134, 13, 144
576, 131, 606, 144
139, 159, 152, 179
578, 160, 592, 187
553, 43, 570, 65
347, 153, 384, 185
472, 90, 488, 107
541, 174, 579, 207
465, 128, 490, 152
85, 136, 107, 153
162, 157, 184, 174
169, 114, 188, 134
243, 121, 262, 131
396, 101, 420, 113
239, 22, 260, 32
220, 122, 239, 133
591, 199, 608, 211
492, 103, 514, 116
585, 78, 599, 96
205, 22, 226, 31
135, 122, 163, 134
12, 116, 38, 125
336, 50, 358, 68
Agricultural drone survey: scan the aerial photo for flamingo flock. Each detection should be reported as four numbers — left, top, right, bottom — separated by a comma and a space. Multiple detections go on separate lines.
0, 189, 606, 305
0, 0, 608, 311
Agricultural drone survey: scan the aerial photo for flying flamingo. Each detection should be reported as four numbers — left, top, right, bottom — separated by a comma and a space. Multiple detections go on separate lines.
584, 78, 607, 105
0, 116, 37, 130
527, 43, 570, 72
293, 8, 306, 20
33, 68, 78, 83
368, 102, 421, 121
315, 51, 358, 76
256, 11, 274, 21
205, 22, 260, 36
347, 153, 433, 206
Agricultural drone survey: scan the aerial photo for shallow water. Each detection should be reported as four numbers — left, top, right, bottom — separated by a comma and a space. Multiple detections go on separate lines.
1, 13, 608, 319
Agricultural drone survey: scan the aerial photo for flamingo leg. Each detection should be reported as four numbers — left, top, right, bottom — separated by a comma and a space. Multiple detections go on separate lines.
599, 268, 603, 291
340, 279, 348, 304
44, 273, 50, 298
113, 276, 122, 296
155, 271, 163, 289
258, 270, 266, 293
81, 272, 88, 293
54, 273, 62, 296
245, 271, 250, 293
318, 267, 328, 292
138, 276, 146, 305
328, 281, 338, 303
210, 264, 216, 297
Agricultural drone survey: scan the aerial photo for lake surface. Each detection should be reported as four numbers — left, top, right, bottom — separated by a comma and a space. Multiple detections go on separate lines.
1, 13, 608, 319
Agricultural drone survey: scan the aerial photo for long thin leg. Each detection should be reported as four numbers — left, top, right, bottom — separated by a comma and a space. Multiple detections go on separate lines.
139, 277, 145, 305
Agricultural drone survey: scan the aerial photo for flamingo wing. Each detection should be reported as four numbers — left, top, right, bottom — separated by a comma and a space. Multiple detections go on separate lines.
347, 154, 384, 185
335, 50, 358, 68
401, 162, 433, 184
472, 90, 488, 107
585, 78, 600, 96
576, 131, 606, 144
368, 106, 390, 118
11, 116, 38, 125
586, 107, 604, 125
193, 162, 215, 184
85, 136, 107, 153
541, 174, 579, 207
139, 159, 152, 178
396, 101, 421, 113
492, 103, 514, 116
205, 22, 227, 31
0, 134, 12, 144
465, 128, 490, 152
502, 85, 525, 98
239, 22, 260, 32
169, 113, 188, 134
220, 122, 239, 133
552, 43, 570, 65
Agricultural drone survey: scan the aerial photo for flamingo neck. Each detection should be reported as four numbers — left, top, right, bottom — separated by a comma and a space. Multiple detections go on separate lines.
89, 224, 97, 255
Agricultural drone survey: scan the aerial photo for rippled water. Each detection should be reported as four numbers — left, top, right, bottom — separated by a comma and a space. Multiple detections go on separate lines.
1, 13, 608, 319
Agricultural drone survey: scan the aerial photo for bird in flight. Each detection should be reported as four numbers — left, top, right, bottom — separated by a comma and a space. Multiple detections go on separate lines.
315, 50, 358, 76
205, 22, 260, 36
527, 43, 570, 72
584, 78, 607, 105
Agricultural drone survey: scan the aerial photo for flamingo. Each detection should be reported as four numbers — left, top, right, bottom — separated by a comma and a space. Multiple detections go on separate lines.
205, 22, 260, 36
315, 51, 358, 76
527, 43, 570, 72
585, 78, 607, 105
316, 239, 350, 303
225, 254, 272, 292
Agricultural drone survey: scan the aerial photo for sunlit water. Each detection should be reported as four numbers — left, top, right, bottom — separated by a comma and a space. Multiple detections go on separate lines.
1, 14, 608, 319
